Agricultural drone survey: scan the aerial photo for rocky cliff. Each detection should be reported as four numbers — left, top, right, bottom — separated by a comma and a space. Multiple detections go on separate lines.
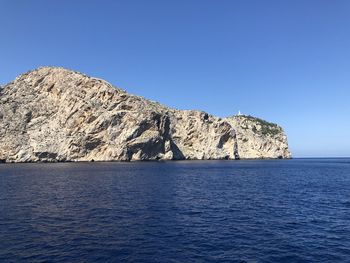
0, 67, 291, 162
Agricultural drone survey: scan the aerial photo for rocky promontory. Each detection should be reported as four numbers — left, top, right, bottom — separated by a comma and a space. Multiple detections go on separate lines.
0, 67, 291, 162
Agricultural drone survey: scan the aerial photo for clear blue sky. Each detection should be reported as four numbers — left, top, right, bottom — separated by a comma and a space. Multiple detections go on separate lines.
1, 0, 350, 157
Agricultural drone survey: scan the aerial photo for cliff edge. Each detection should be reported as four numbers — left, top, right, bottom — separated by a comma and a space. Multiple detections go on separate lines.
0, 67, 291, 162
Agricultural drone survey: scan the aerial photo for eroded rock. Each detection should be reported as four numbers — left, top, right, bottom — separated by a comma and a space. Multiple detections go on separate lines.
0, 67, 291, 162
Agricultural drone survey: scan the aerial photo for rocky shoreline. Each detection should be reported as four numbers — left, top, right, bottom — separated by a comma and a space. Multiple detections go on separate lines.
0, 67, 291, 163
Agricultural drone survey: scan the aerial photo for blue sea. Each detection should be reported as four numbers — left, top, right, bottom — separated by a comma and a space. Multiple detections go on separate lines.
1, 159, 350, 262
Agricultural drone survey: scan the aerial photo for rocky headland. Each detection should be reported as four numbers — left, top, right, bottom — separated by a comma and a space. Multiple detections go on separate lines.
0, 67, 291, 162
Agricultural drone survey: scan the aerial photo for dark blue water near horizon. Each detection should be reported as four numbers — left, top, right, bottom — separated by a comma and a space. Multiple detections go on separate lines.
1, 159, 350, 262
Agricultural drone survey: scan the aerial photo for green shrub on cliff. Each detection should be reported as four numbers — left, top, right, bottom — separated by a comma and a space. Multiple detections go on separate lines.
238, 115, 281, 136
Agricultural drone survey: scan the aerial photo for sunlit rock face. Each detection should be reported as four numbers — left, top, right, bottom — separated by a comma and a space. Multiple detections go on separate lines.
0, 67, 291, 162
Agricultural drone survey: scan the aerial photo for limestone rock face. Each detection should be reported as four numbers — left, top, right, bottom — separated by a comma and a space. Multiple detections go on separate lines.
226, 116, 291, 159
0, 67, 291, 162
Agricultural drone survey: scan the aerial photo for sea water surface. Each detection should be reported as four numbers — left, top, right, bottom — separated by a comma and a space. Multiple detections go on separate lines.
1, 159, 350, 262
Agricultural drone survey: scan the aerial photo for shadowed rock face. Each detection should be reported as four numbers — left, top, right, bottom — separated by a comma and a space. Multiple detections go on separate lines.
0, 67, 291, 162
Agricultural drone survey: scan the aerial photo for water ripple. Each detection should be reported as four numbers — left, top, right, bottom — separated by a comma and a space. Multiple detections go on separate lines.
0, 159, 350, 262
